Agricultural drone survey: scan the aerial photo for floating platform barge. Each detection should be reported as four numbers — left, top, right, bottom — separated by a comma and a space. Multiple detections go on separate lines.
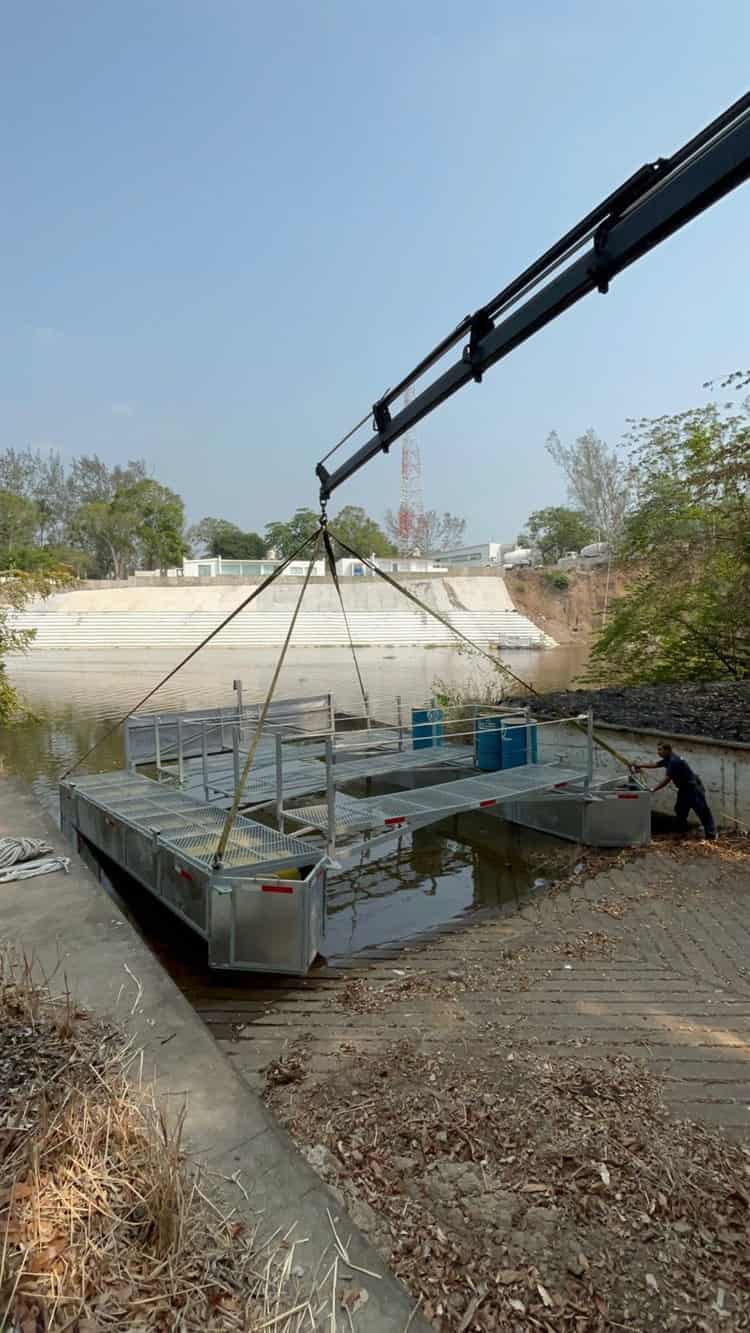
61, 690, 649, 975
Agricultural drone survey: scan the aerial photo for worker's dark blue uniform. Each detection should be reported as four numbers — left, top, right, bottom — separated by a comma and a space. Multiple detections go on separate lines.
657, 753, 716, 838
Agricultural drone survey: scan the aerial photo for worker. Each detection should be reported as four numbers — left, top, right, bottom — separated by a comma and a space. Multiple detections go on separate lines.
633, 742, 717, 840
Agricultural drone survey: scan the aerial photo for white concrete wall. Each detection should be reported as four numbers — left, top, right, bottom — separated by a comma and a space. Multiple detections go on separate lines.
537, 721, 749, 829
7, 574, 553, 650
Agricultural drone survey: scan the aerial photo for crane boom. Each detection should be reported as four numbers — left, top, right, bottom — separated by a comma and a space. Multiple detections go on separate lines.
317, 91, 750, 503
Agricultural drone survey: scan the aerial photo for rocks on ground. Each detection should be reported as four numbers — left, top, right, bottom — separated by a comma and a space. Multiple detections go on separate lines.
508, 680, 750, 743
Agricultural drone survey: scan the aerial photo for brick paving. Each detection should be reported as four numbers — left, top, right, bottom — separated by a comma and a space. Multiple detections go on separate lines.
214, 842, 750, 1139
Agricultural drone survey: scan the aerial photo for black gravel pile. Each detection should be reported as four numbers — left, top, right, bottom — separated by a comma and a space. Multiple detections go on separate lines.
507, 681, 750, 744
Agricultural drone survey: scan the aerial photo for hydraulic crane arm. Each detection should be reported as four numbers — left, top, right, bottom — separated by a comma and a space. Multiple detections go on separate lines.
317, 90, 750, 503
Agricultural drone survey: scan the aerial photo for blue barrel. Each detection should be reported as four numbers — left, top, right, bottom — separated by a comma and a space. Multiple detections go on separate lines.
475, 716, 538, 771
412, 707, 445, 750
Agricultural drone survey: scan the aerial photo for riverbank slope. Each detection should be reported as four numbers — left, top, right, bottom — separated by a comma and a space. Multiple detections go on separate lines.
505, 565, 631, 645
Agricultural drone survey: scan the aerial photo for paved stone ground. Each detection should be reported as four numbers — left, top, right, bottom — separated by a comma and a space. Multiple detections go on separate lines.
216, 839, 750, 1139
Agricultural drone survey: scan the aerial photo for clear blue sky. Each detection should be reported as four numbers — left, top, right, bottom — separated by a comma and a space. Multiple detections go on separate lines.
2, 1, 749, 544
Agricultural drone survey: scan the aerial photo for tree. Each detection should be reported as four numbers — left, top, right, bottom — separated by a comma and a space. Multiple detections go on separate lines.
125, 479, 186, 572
188, 517, 266, 560
329, 506, 396, 557
70, 479, 186, 577
0, 566, 74, 722
0, 491, 40, 556
586, 378, 750, 685
67, 455, 148, 506
70, 499, 137, 579
264, 508, 320, 558
383, 507, 466, 554
525, 506, 594, 563
546, 429, 632, 540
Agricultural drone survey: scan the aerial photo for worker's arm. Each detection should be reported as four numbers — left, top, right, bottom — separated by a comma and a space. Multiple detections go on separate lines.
651, 776, 672, 793
632, 760, 661, 770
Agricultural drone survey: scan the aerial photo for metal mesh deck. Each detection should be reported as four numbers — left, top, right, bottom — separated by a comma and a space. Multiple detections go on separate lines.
285, 792, 386, 834
173, 742, 475, 807
71, 771, 319, 872
275, 763, 590, 835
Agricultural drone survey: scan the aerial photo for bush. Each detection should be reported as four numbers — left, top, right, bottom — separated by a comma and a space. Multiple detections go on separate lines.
543, 571, 570, 591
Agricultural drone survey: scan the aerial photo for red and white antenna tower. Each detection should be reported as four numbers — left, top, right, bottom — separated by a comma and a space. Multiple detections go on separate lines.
396, 386, 425, 554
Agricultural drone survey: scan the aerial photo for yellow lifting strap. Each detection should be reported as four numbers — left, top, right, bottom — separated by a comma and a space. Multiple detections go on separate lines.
212, 530, 323, 868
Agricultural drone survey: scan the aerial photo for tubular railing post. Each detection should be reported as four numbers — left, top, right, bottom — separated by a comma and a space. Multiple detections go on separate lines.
201, 720, 210, 800
176, 718, 185, 787
275, 732, 285, 832
325, 736, 336, 860
472, 703, 478, 765
233, 677, 244, 721
328, 691, 335, 738
396, 694, 403, 752
525, 705, 532, 766
153, 715, 161, 778
585, 706, 594, 797
124, 721, 133, 772
232, 724, 241, 793
364, 690, 371, 733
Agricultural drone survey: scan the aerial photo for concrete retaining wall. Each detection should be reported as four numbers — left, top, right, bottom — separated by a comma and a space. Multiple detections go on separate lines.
538, 722, 750, 828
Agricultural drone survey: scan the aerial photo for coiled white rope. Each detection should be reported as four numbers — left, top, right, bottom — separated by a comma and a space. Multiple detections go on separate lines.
0, 837, 70, 883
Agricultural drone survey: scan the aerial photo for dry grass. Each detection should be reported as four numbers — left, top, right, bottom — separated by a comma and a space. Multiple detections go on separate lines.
0, 949, 329, 1332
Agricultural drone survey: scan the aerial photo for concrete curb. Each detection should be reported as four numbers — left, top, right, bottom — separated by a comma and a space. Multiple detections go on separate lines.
0, 775, 428, 1332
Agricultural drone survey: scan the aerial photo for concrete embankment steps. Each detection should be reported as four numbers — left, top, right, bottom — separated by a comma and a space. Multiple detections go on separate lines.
7, 574, 555, 649
0, 776, 429, 1332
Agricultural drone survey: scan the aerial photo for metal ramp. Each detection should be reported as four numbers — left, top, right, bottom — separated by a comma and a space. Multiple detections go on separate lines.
284, 762, 587, 836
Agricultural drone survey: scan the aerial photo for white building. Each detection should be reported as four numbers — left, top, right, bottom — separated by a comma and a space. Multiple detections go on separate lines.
135, 552, 446, 580
336, 555, 446, 577
432, 541, 507, 567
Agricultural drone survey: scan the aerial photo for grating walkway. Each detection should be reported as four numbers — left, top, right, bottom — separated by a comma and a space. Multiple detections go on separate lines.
70, 771, 320, 873
284, 762, 588, 836
177, 741, 477, 806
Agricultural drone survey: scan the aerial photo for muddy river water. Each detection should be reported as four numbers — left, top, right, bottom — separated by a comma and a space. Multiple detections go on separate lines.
2, 643, 588, 971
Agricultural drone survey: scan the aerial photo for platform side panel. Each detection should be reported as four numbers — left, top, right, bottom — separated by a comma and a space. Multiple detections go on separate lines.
75, 798, 125, 864
60, 783, 77, 842
208, 885, 234, 967
505, 792, 651, 847
304, 865, 327, 967
156, 849, 210, 935
584, 793, 651, 847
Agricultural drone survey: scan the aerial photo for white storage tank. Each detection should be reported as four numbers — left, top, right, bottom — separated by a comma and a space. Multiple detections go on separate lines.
503, 547, 535, 568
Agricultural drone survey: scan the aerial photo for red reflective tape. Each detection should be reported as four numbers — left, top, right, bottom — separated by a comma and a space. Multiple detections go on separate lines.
618, 793, 640, 800
175, 865, 193, 881
479, 798, 496, 808
262, 883, 294, 894
384, 816, 406, 826
554, 782, 569, 789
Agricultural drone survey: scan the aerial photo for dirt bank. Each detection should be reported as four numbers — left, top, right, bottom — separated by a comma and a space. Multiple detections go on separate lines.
505, 566, 630, 645
510, 680, 750, 743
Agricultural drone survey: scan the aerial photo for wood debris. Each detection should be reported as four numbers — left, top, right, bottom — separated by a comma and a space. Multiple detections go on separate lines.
269, 1038, 750, 1331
